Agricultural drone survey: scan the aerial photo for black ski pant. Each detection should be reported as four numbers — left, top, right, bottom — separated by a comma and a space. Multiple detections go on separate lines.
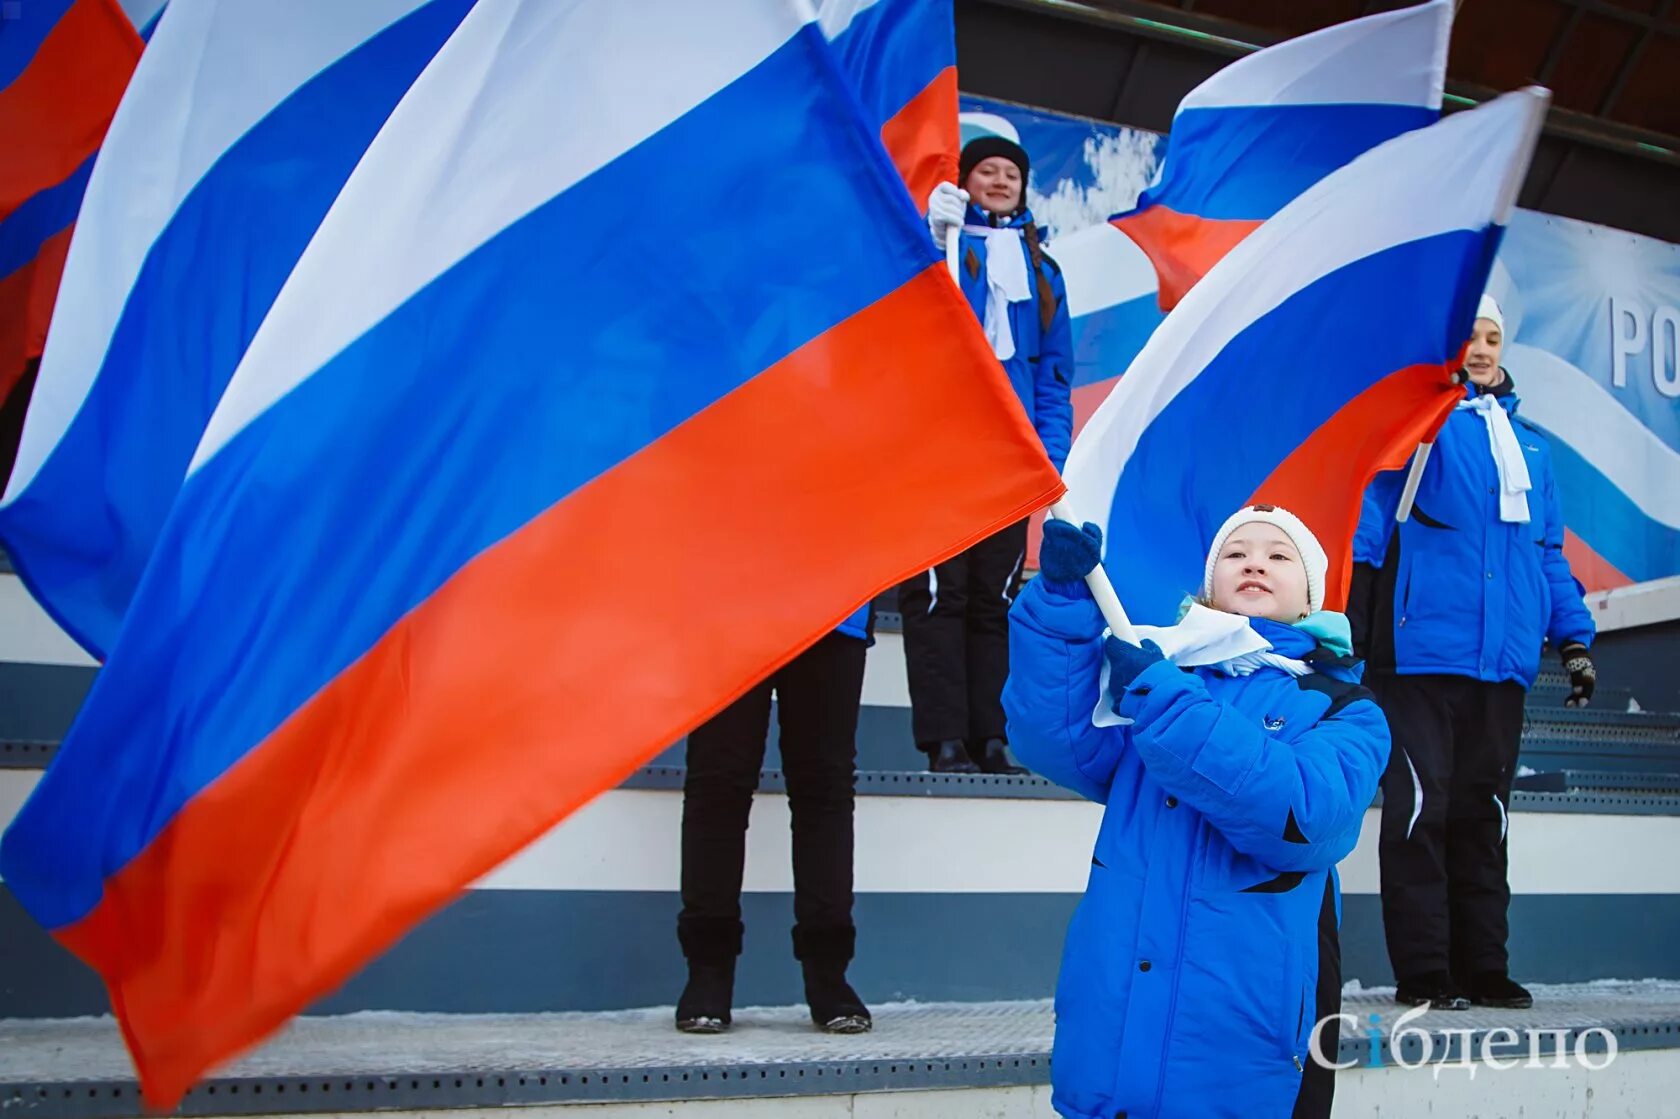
679, 632, 867, 934
1372, 672, 1527, 983
896, 519, 1028, 751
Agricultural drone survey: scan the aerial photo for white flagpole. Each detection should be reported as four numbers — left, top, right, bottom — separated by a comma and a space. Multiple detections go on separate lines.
1395, 442, 1433, 523
1048, 498, 1140, 644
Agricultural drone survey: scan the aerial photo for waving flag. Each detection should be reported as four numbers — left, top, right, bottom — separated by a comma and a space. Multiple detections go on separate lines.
1110, 0, 1451, 311
0, 0, 475, 660
0, 0, 1061, 1105
1064, 88, 1548, 626
0, 0, 142, 401
821, 0, 958, 204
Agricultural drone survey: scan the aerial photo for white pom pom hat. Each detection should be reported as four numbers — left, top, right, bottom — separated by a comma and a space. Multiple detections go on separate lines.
1202, 504, 1329, 616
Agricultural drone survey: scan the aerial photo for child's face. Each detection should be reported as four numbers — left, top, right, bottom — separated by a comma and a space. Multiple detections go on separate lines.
965, 156, 1023, 215
1464, 318, 1504, 386
1209, 524, 1311, 622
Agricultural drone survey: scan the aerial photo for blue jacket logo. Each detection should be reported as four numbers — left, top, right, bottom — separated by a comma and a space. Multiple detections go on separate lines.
1264, 715, 1286, 731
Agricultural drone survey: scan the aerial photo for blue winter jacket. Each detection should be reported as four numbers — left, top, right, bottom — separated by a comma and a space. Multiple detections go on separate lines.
1350, 374, 1594, 688
954, 205, 1075, 472
1004, 580, 1390, 1119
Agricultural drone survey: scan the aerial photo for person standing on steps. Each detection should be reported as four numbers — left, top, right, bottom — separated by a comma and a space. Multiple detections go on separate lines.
1350, 294, 1598, 1013
901, 134, 1074, 776
673, 604, 873, 1036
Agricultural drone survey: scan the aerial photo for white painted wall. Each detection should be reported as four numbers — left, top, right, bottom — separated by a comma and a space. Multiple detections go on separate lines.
5, 771, 1677, 897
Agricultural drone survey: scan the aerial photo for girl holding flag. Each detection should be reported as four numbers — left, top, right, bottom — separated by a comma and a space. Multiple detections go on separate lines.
1005, 507, 1390, 1119
904, 135, 1073, 775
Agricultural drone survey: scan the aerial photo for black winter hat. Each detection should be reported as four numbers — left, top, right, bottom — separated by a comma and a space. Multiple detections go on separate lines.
959, 136, 1029, 187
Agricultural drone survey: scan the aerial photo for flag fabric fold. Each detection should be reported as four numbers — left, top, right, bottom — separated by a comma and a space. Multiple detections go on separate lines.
0, 0, 142, 401
0, 0, 475, 659
0, 0, 1061, 1106
1065, 88, 1549, 626
1111, 0, 1451, 310
821, 0, 958, 205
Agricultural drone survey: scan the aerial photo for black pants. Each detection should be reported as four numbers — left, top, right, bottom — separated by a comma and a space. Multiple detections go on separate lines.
1373, 673, 1526, 983
679, 632, 867, 931
1293, 878, 1342, 1119
896, 520, 1028, 749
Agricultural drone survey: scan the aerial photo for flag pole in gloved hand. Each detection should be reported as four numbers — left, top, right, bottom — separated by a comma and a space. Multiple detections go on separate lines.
1048, 499, 1140, 644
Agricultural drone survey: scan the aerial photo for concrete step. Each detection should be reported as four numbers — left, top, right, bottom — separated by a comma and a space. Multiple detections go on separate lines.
4, 984, 1679, 1118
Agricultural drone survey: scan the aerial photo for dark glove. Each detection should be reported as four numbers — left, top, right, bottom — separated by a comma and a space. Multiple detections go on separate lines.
1039, 519, 1103, 591
1559, 641, 1596, 708
1105, 636, 1165, 701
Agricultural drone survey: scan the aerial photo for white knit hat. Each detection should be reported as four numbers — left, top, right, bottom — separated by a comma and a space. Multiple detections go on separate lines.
1475, 293, 1505, 335
1202, 504, 1329, 616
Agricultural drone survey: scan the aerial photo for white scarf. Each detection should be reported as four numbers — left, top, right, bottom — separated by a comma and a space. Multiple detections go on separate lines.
966, 224, 1031, 361
1458, 394, 1532, 523
1092, 604, 1308, 728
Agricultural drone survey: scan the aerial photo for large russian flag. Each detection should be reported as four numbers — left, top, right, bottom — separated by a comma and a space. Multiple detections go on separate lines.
821, 0, 958, 204
1112, 0, 1451, 311
0, 0, 1061, 1106
0, 0, 475, 660
1064, 88, 1549, 626
0, 0, 142, 401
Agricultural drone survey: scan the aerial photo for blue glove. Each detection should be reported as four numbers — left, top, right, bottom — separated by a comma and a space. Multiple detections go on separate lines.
1039, 519, 1103, 593
1105, 636, 1165, 696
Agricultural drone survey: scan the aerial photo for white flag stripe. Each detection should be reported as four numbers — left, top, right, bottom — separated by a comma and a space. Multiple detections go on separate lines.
816, 0, 881, 40
1179, 0, 1450, 113
193, 0, 804, 472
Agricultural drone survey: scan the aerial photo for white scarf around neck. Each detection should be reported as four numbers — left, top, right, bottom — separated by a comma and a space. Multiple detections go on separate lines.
967, 224, 1031, 361
1091, 604, 1309, 728
1458, 393, 1532, 523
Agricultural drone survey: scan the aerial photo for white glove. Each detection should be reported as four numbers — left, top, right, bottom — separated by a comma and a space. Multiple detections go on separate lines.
926, 181, 969, 248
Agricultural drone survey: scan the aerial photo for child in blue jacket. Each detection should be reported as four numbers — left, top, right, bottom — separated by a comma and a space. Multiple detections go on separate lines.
1005, 506, 1390, 1119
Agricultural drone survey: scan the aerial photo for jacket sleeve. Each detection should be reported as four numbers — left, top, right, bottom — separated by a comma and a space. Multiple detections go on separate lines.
1536, 444, 1596, 649
1348, 471, 1405, 658
1352, 468, 1404, 566
1112, 660, 1391, 872
1032, 264, 1075, 473
1002, 577, 1126, 803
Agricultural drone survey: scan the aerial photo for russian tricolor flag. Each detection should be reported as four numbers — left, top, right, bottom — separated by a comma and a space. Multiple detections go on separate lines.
0, 0, 475, 660
1112, 0, 1451, 310
821, 0, 959, 204
0, 0, 143, 402
1065, 88, 1549, 626
0, 0, 1061, 1106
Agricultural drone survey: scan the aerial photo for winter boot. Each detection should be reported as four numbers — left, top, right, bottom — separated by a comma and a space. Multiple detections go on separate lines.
1394, 970, 1471, 1011
927, 739, 980, 774
792, 924, 872, 1034
976, 737, 1027, 775
675, 916, 743, 1033
1468, 971, 1533, 1009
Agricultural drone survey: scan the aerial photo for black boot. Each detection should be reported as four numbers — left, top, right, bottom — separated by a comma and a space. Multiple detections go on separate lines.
676, 916, 742, 1033
976, 737, 1027, 775
1468, 971, 1533, 1009
927, 739, 979, 774
1395, 970, 1471, 1011
792, 924, 872, 1034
